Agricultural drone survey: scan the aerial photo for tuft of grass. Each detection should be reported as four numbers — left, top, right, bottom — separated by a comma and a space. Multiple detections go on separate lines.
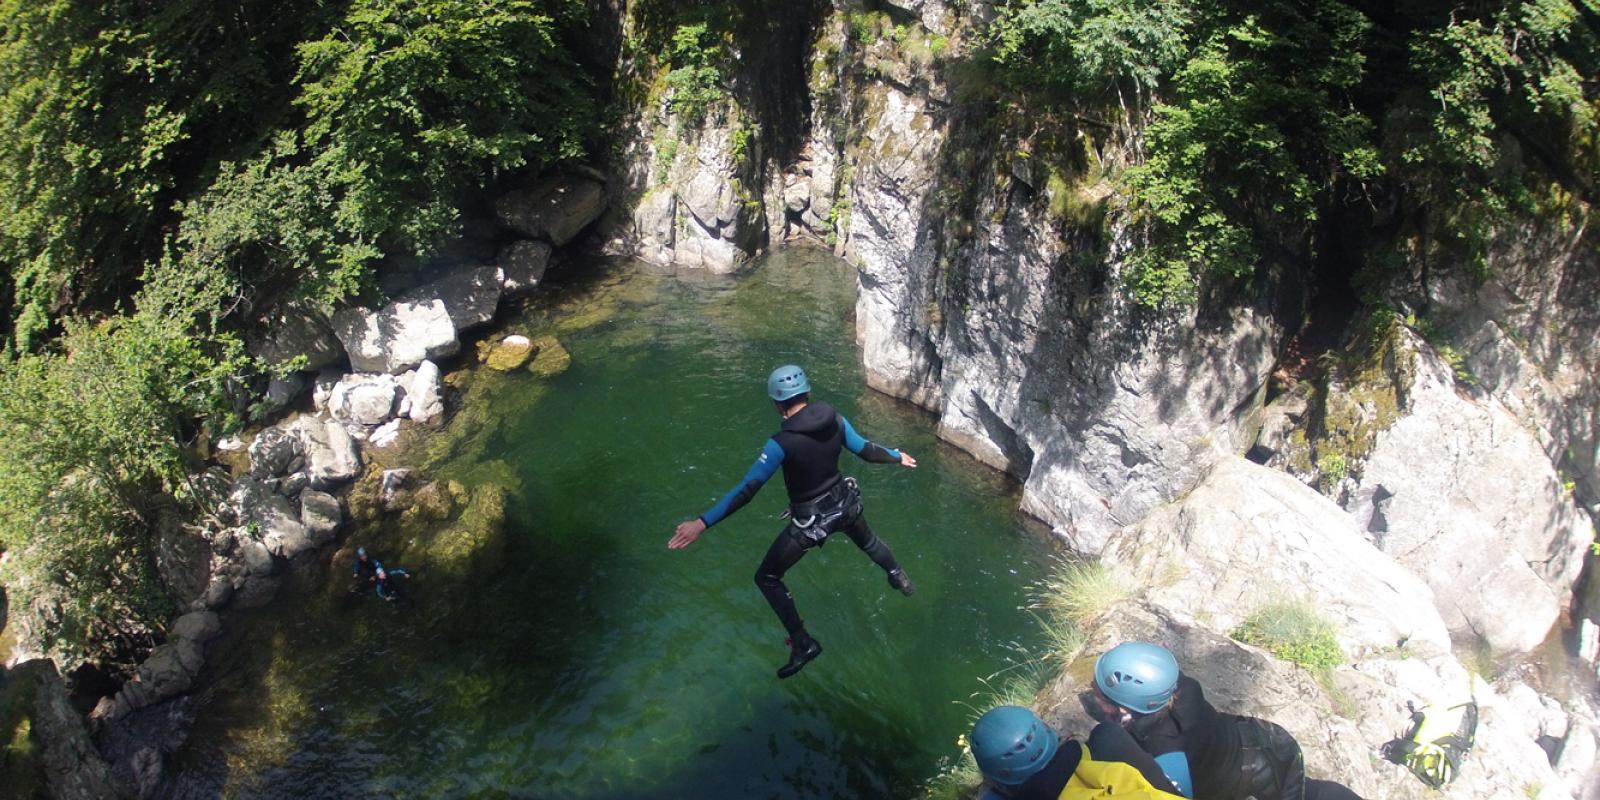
1231, 601, 1344, 671
1033, 559, 1134, 629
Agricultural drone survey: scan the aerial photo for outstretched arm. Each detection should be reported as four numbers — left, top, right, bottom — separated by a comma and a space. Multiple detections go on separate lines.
669, 439, 785, 549
840, 416, 917, 467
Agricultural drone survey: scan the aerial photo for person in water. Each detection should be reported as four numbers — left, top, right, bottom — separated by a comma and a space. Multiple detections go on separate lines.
969, 704, 1185, 799
668, 364, 917, 679
1087, 641, 1364, 800
352, 546, 379, 581
373, 563, 411, 602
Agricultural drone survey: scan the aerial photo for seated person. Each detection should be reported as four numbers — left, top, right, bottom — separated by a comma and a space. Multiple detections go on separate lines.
1087, 641, 1363, 800
970, 704, 1186, 800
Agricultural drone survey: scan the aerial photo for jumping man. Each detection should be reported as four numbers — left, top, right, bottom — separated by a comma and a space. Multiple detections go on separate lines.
668, 364, 918, 679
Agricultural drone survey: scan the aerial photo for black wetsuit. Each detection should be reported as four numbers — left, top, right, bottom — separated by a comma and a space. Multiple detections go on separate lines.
697, 401, 905, 641
1125, 675, 1363, 800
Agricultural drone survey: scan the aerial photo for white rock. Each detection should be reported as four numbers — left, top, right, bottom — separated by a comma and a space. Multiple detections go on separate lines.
328, 373, 401, 427
370, 419, 402, 448
1344, 329, 1595, 655
408, 360, 444, 425
295, 416, 361, 490
332, 298, 458, 375
1102, 456, 1453, 658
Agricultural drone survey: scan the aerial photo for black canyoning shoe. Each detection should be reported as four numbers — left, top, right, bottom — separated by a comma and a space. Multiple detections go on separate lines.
777, 636, 822, 679
888, 568, 916, 597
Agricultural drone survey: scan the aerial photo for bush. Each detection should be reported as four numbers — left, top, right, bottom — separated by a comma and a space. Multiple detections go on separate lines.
1231, 601, 1344, 671
0, 260, 256, 662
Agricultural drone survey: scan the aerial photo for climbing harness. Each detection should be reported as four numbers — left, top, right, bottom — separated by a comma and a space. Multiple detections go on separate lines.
1383, 700, 1479, 788
784, 476, 862, 544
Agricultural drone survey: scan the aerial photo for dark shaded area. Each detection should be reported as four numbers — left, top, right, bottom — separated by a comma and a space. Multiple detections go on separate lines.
626, 0, 828, 168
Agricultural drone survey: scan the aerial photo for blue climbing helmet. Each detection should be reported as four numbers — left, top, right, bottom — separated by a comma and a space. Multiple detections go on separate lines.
1094, 641, 1180, 714
767, 364, 811, 402
969, 705, 1060, 786
357, 546, 367, 558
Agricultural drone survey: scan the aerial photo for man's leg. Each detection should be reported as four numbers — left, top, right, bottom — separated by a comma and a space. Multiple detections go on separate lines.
754, 525, 827, 678
839, 512, 914, 596
753, 525, 812, 638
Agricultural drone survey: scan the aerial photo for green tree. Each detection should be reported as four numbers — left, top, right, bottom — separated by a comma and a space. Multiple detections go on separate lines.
0, 258, 255, 661
0, 0, 328, 347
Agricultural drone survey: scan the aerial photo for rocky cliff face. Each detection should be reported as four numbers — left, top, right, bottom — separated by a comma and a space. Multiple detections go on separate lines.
604, 1, 1600, 796
605, 0, 1281, 554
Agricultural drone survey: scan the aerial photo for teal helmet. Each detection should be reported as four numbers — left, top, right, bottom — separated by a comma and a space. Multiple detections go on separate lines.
970, 705, 1059, 786
767, 365, 811, 402
1094, 641, 1180, 714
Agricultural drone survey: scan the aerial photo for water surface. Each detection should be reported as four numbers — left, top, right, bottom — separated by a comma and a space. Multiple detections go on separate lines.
168, 249, 1053, 799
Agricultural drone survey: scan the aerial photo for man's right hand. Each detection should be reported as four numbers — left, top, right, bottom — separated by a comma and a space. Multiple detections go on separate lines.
668, 518, 707, 549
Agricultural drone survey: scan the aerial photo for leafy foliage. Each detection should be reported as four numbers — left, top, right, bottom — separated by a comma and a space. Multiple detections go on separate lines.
991, 0, 1191, 104
0, 0, 326, 347
663, 22, 726, 123
988, 0, 1600, 306
0, 259, 257, 661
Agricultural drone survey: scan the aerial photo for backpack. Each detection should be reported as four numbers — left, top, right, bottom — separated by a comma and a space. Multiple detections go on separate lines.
1383, 701, 1479, 788
1059, 744, 1188, 800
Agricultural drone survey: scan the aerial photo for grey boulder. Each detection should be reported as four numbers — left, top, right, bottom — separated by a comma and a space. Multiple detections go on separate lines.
496, 175, 607, 246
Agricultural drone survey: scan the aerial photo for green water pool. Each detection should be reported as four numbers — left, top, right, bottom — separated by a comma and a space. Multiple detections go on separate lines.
166, 248, 1055, 799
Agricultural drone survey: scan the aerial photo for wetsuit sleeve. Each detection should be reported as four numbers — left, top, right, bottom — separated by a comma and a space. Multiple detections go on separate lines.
698, 439, 785, 527
1154, 752, 1194, 798
353, 559, 360, 577
839, 415, 901, 463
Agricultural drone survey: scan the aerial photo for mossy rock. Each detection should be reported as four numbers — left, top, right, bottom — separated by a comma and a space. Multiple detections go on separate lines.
345, 466, 386, 525
527, 336, 572, 378
479, 335, 535, 371
426, 484, 509, 577
400, 480, 458, 526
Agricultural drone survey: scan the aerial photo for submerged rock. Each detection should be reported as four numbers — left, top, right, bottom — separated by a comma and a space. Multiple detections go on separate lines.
481, 334, 535, 371
526, 335, 572, 378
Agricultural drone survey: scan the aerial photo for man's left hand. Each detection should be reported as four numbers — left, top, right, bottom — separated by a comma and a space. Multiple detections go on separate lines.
899, 452, 918, 468
669, 518, 707, 549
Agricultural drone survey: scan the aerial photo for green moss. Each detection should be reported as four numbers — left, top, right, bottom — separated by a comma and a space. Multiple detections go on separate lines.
526, 335, 572, 378
1298, 314, 1415, 490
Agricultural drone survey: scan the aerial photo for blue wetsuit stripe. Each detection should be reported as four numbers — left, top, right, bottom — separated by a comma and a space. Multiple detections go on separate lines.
700, 438, 785, 527
840, 415, 900, 463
